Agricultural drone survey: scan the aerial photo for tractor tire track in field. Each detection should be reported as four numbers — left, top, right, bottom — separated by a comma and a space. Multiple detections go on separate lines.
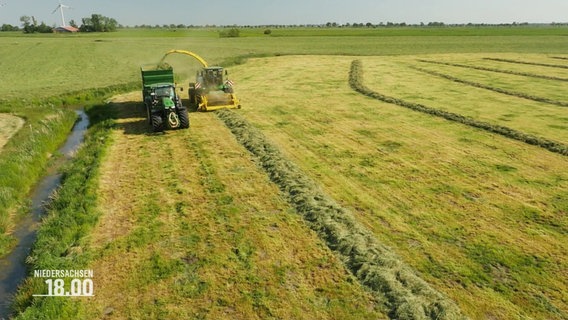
484, 57, 568, 69
349, 60, 568, 157
417, 59, 568, 82
216, 109, 466, 320
410, 66, 568, 108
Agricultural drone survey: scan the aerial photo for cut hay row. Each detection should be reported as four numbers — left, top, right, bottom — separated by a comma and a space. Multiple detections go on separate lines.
484, 57, 568, 69
216, 109, 466, 320
349, 60, 568, 156
410, 66, 568, 108
417, 59, 568, 82
551, 56, 568, 61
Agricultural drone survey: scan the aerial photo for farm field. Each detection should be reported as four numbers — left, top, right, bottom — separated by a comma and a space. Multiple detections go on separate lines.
359, 54, 568, 143
232, 55, 568, 319
1, 27, 568, 100
0, 27, 567, 319
0, 114, 24, 151
64, 94, 384, 319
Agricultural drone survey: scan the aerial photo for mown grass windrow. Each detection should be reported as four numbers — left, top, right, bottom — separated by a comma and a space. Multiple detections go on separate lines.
349, 60, 568, 156
217, 109, 466, 320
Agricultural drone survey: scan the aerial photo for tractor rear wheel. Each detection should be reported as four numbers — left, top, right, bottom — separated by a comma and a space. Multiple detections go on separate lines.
151, 114, 164, 132
178, 108, 190, 129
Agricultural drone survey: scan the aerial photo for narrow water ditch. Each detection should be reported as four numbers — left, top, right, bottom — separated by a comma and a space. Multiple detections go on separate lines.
0, 109, 89, 318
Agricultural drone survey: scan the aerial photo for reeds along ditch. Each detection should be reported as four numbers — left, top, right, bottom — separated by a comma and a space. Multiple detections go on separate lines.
11, 104, 113, 317
0, 107, 76, 257
349, 60, 568, 157
216, 109, 466, 320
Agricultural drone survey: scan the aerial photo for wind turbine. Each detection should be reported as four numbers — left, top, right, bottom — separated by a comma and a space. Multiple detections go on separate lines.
52, 1, 71, 27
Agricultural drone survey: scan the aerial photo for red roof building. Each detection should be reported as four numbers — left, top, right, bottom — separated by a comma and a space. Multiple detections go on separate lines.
54, 26, 79, 33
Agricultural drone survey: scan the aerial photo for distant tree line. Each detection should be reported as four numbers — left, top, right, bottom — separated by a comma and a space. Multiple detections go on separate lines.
19, 16, 53, 33
125, 21, 568, 30
4, 20, 566, 33
1, 23, 19, 31
77, 14, 118, 32
1, 13, 119, 33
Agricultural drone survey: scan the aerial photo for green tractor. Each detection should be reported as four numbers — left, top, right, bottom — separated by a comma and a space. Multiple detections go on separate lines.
141, 66, 189, 132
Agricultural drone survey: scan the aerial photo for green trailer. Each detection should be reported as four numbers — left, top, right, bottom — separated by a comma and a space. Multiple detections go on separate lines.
141, 66, 189, 132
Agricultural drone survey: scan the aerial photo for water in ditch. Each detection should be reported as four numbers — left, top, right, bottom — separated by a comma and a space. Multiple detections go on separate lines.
0, 109, 89, 319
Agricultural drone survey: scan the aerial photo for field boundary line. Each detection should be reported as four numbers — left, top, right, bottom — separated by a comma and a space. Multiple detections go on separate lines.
417, 59, 568, 82
484, 57, 568, 69
216, 109, 466, 320
410, 66, 568, 108
349, 60, 568, 156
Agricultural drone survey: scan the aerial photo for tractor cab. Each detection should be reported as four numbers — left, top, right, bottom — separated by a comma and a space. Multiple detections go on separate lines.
154, 85, 175, 99
148, 84, 178, 109
198, 67, 226, 91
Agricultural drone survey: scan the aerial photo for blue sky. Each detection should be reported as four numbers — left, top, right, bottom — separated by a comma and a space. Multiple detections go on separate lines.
1, 0, 567, 27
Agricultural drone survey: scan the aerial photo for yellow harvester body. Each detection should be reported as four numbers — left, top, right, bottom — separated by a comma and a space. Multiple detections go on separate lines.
160, 50, 241, 111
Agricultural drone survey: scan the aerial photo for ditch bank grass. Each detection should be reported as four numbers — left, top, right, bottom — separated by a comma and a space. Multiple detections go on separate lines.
0, 105, 76, 258
9, 102, 115, 319
349, 60, 568, 156
217, 109, 466, 320
0, 83, 138, 259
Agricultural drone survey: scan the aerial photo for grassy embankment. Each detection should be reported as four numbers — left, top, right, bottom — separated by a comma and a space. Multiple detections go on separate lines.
0, 84, 138, 258
0, 101, 76, 257
233, 55, 567, 319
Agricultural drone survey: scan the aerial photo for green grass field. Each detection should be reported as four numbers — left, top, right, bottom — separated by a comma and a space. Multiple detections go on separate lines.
359, 54, 568, 143
233, 55, 567, 319
1, 27, 567, 319
1, 26, 567, 100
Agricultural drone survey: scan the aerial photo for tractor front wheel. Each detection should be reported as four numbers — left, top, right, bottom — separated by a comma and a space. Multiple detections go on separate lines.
178, 108, 190, 129
151, 114, 164, 132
